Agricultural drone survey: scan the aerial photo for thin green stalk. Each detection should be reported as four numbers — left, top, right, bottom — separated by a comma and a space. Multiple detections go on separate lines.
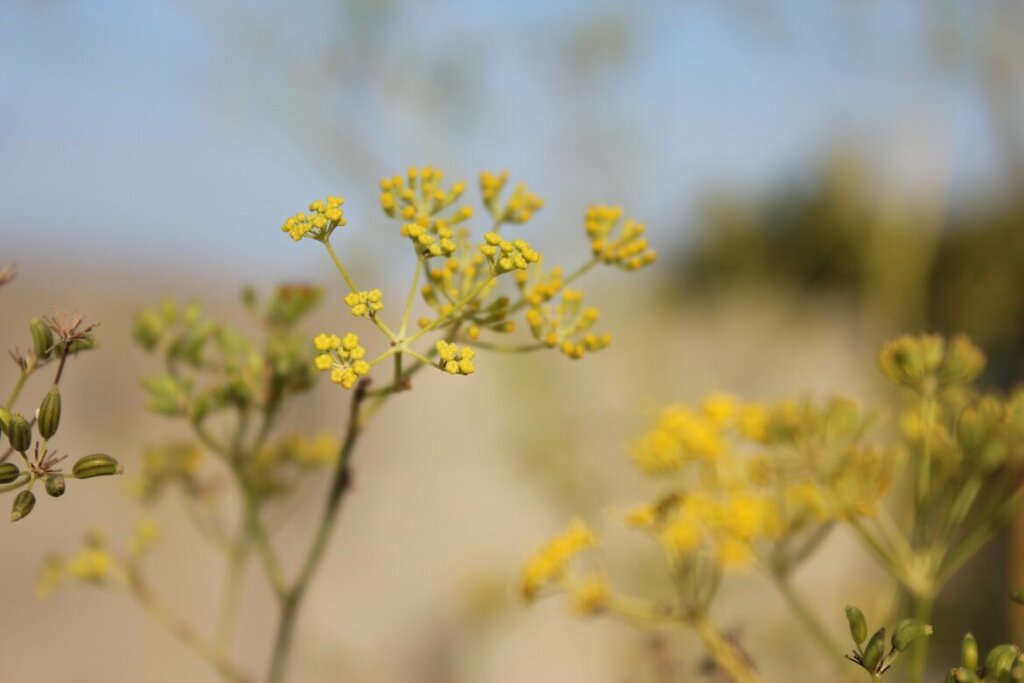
399, 257, 423, 338
690, 614, 763, 683
127, 568, 250, 683
773, 575, 852, 680
322, 240, 396, 341
906, 592, 935, 683
215, 537, 250, 653
5, 371, 28, 411
266, 379, 372, 683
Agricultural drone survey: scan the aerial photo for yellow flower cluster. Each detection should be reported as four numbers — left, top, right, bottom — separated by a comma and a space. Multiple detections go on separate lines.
436, 340, 476, 375
480, 232, 541, 273
479, 170, 545, 224
380, 166, 473, 258
313, 332, 370, 389
627, 394, 892, 568
281, 167, 656, 386
35, 530, 117, 600
520, 519, 598, 601
516, 264, 564, 306
130, 442, 203, 503
878, 333, 985, 395
344, 289, 384, 318
584, 205, 657, 270
281, 196, 346, 242
525, 287, 611, 359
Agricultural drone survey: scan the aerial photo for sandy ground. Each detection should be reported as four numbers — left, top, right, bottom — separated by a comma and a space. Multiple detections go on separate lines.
0, 268, 889, 682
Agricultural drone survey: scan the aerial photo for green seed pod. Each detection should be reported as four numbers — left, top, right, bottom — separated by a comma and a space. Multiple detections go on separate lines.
862, 627, 886, 671
846, 605, 868, 647
7, 413, 31, 453
985, 644, 1020, 677
11, 489, 35, 522
0, 406, 10, 435
72, 454, 123, 479
37, 386, 61, 440
962, 632, 979, 670
29, 317, 54, 360
0, 462, 20, 484
892, 618, 933, 652
44, 472, 65, 497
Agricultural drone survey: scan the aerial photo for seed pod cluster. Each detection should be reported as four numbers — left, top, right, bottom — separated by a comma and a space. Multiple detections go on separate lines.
844, 606, 931, 678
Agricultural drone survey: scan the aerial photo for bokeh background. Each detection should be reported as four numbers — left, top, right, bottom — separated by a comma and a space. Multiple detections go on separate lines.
2, 1, 1024, 681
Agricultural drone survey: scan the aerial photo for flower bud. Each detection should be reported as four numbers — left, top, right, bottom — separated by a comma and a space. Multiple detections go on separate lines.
961, 632, 978, 670
72, 454, 123, 479
0, 462, 20, 484
44, 472, 65, 497
985, 644, 1020, 677
37, 386, 61, 440
29, 317, 54, 360
846, 605, 868, 647
7, 413, 31, 453
892, 618, 933, 652
862, 627, 886, 671
11, 489, 35, 522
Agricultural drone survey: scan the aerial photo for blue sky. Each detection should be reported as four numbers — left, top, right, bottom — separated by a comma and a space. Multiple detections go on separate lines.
0, 0, 1005, 288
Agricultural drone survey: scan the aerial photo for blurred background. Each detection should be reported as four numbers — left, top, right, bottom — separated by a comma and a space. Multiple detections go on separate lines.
2, 0, 1024, 681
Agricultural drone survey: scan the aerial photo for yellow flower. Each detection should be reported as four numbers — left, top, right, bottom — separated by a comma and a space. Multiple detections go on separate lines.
314, 332, 370, 389
436, 340, 475, 375
520, 519, 598, 601
570, 575, 610, 615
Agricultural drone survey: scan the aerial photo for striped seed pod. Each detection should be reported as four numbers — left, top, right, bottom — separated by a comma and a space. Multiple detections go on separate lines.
37, 386, 61, 440
72, 454, 122, 479
11, 490, 36, 522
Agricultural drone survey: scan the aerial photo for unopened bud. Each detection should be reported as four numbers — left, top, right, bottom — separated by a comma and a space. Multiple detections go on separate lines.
37, 386, 61, 440
11, 490, 35, 522
962, 632, 978, 669
986, 644, 1020, 677
0, 462, 20, 484
7, 413, 31, 453
29, 317, 54, 361
862, 628, 886, 671
44, 472, 65, 497
72, 454, 122, 479
892, 618, 933, 652
846, 605, 868, 647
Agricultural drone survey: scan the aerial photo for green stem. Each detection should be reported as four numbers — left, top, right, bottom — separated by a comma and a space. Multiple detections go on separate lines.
690, 614, 763, 683
127, 568, 249, 682
906, 592, 935, 683
265, 379, 372, 683
322, 240, 397, 341
215, 537, 249, 652
399, 257, 423, 338
5, 371, 28, 411
773, 575, 853, 680
322, 240, 358, 293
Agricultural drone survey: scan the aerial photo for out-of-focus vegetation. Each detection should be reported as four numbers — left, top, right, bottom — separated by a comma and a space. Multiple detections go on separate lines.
673, 149, 1024, 384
